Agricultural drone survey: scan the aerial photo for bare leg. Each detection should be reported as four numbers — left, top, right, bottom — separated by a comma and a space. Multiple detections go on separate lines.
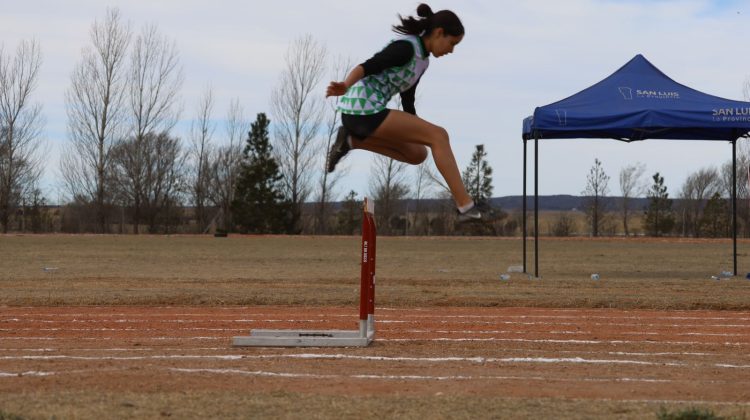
351, 136, 427, 165
351, 110, 473, 208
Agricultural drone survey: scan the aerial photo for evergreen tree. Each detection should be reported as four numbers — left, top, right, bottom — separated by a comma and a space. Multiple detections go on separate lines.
231, 113, 292, 233
28, 188, 47, 233
644, 172, 675, 237
461, 144, 493, 203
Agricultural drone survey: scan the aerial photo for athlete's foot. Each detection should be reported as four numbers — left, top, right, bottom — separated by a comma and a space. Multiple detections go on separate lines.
456, 201, 498, 223
326, 126, 351, 173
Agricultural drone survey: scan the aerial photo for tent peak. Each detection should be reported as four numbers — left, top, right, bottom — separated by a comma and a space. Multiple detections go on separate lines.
522, 54, 750, 141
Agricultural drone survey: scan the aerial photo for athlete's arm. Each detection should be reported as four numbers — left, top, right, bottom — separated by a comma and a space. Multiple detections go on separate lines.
326, 66, 364, 97
360, 40, 413, 76
326, 40, 414, 98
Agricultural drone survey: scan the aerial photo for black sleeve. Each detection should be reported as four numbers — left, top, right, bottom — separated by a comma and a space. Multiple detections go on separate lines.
360, 40, 414, 77
400, 77, 420, 115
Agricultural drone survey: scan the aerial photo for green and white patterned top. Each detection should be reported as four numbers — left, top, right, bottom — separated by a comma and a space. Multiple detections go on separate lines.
338, 35, 429, 115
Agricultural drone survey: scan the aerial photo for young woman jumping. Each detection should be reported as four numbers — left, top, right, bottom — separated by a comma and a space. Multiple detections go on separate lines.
325, 3, 493, 222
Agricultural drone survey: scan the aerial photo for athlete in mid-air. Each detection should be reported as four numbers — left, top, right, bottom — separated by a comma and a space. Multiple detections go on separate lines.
325, 3, 494, 222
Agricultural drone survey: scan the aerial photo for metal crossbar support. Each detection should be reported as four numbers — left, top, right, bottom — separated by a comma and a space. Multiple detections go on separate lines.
232, 198, 377, 347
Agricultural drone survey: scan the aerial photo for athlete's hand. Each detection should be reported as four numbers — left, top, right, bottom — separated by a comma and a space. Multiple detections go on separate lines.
326, 81, 348, 97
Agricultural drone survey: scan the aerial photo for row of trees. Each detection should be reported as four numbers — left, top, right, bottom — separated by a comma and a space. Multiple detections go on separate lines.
0, 6, 503, 235
3, 7, 749, 237
0, 8, 353, 234
576, 156, 744, 238
231, 111, 503, 236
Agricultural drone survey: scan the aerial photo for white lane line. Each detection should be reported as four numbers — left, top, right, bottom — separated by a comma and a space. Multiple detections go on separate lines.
381, 338, 750, 346
0, 367, 697, 385
0, 355, 244, 361
3, 326, 748, 339
172, 368, 340, 379
2, 335, 748, 345
384, 329, 745, 338
388, 314, 750, 321
0, 370, 54, 377
0, 328, 247, 332
0, 347, 228, 352
5, 314, 750, 323
2, 328, 746, 341
268, 354, 684, 366
2, 366, 741, 386
0, 353, 684, 366
165, 368, 715, 384
0, 348, 722, 359
6, 316, 750, 325
168, 367, 667, 383
5, 319, 749, 333
0, 337, 222, 341
608, 351, 716, 356
497, 357, 683, 366
2, 319, 281, 324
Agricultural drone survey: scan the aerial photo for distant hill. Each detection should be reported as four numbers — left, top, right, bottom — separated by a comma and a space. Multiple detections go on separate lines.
490, 195, 651, 211
321, 195, 652, 212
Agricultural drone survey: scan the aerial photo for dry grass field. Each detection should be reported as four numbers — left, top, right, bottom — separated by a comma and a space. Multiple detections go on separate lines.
2, 234, 750, 419
1, 234, 749, 309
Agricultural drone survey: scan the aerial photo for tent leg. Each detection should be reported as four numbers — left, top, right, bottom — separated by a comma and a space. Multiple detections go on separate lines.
733, 139, 738, 276
523, 139, 527, 273
534, 133, 539, 278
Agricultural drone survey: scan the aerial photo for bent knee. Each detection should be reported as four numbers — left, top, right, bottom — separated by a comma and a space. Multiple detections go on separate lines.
429, 125, 450, 146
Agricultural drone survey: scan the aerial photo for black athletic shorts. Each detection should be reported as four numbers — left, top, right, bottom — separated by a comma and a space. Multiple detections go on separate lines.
341, 109, 390, 140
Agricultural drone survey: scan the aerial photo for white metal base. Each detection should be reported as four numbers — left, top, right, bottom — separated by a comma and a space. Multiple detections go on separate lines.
233, 317, 375, 347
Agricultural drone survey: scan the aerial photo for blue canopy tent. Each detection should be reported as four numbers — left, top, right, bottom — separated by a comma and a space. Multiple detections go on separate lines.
522, 54, 750, 277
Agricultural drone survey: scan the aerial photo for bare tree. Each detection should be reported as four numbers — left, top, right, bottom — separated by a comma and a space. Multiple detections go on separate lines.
410, 160, 436, 235
188, 87, 215, 233
128, 23, 182, 142
369, 154, 410, 235
111, 131, 185, 233
421, 154, 457, 235
677, 167, 720, 237
719, 140, 750, 237
550, 211, 577, 237
112, 23, 183, 233
109, 132, 144, 232
738, 140, 750, 237
0, 39, 44, 233
618, 162, 646, 236
582, 158, 610, 237
62, 8, 131, 232
208, 98, 248, 231
315, 54, 351, 234
271, 34, 327, 231
143, 132, 185, 232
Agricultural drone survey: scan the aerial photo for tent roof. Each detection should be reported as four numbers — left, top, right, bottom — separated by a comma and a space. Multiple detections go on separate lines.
522, 54, 750, 141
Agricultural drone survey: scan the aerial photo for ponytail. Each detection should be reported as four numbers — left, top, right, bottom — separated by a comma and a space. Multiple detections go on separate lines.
392, 3, 464, 37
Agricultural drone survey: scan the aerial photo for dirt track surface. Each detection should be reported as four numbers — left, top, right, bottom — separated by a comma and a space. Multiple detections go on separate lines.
2, 306, 750, 404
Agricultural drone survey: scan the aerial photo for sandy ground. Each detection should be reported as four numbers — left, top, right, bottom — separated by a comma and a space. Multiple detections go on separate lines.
2, 305, 750, 406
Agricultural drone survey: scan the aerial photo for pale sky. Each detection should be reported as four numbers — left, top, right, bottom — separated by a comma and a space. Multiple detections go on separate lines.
2, 0, 749, 204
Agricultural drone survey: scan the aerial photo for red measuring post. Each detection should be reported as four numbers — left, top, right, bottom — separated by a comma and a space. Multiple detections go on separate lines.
359, 198, 376, 326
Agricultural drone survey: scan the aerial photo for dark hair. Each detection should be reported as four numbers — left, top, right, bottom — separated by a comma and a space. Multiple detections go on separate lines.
392, 3, 464, 37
